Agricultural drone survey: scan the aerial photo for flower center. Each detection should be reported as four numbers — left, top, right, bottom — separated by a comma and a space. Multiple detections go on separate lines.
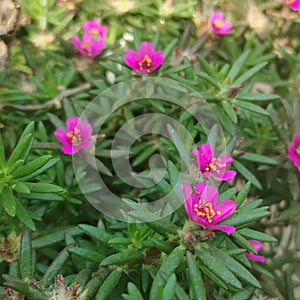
67, 127, 82, 147
296, 145, 300, 156
193, 200, 220, 223
214, 19, 224, 28
138, 55, 153, 73
90, 29, 100, 40
204, 157, 226, 174
82, 40, 91, 53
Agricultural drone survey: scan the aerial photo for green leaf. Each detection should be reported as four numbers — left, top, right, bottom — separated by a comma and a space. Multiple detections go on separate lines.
85, 270, 110, 300
220, 208, 270, 228
7, 134, 33, 169
228, 288, 255, 300
196, 71, 220, 90
195, 245, 242, 291
234, 181, 251, 207
232, 160, 262, 190
197, 55, 216, 79
0, 134, 5, 165
233, 100, 269, 116
236, 93, 280, 101
32, 227, 82, 248
125, 282, 144, 300
128, 211, 180, 237
96, 268, 123, 300
69, 247, 106, 263
15, 158, 59, 181
231, 232, 256, 253
238, 228, 277, 242
212, 105, 236, 136
240, 152, 277, 165
12, 182, 30, 194
79, 223, 113, 245
162, 274, 177, 300
162, 39, 178, 62
7, 159, 25, 174
12, 155, 52, 179
149, 245, 185, 300
100, 249, 145, 266
15, 198, 36, 231
3, 275, 48, 300
228, 50, 250, 83
160, 64, 191, 77
20, 230, 33, 279
233, 62, 268, 85
25, 182, 64, 193
209, 245, 261, 288
40, 244, 73, 287
222, 101, 237, 124
186, 251, 206, 300
1, 186, 16, 217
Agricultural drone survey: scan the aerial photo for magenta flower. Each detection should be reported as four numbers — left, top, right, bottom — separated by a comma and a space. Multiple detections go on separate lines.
192, 144, 236, 181
286, 0, 300, 10
244, 240, 266, 262
124, 41, 164, 74
288, 132, 300, 171
71, 20, 107, 57
210, 11, 232, 35
182, 182, 236, 235
54, 117, 92, 155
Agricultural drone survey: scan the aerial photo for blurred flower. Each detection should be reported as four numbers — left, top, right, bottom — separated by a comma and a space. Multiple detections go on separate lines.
56, 0, 80, 10
288, 132, 300, 171
124, 41, 164, 74
0, 232, 20, 263
31, 31, 56, 49
182, 182, 236, 235
210, 11, 232, 35
109, 0, 135, 14
286, 0, 300, 11
244, 240, 266, 262
54, 116, 92, 155
71, 20, 107, 57
49, 274, 88, 300
193, 144, 237, 181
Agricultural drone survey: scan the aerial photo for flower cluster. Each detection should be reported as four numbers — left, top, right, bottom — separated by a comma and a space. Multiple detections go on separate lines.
71, 20, 107, 57
182, 143, 237, 235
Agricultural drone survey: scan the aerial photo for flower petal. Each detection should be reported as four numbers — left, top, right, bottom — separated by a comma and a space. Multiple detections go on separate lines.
138, 41, 155, 56
124, 49, 140, 71
213, 199, 236, 223
218, 170, 237, 181
194, 182, 219, 205
207, 224, 236, 235
66, 116, 81, 131
182, 184, 194, 217
149, 50, 164, 71
248, 240, 264, 252
245, 252, 266, 262
54, 128, 69, 145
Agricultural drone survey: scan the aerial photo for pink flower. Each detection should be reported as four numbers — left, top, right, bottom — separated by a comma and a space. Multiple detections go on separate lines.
210, 11, 232, 35
244, 240, 266, 262
71, 20, 107, 57
288, 132, 300, 171
54, 117, 92, 155
193, 144, 236, 181
182, 182, 236, 235
124, 41, 164, 74
286, 0, 300, 10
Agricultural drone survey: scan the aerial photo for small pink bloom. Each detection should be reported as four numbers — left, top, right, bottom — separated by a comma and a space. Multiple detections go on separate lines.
124, 41, 164, 74
286, 0, 300, 10
71, 20, 107, 57
210, 11, 232, 35
193, 144, 236, 181
288, 132, 300, 171
54, 117, 92, 155
244, 240, 266, 262
182, 182, 236, 235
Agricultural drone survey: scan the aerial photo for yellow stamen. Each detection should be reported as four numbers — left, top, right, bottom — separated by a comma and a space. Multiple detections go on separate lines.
138, 55, 153, 72
67, 127, 82, 147
214, 19, 224, 28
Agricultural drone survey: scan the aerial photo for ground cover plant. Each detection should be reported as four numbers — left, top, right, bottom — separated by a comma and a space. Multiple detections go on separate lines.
1, 0, 300, 299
